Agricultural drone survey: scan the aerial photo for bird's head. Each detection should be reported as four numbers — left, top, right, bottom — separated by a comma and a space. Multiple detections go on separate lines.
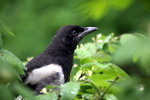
54, 25, 98, 46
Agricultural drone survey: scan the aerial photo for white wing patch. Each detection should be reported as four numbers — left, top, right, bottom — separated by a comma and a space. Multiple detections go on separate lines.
25, 64, 64, 85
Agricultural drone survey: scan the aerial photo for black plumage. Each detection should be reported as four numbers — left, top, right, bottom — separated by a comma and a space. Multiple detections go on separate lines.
21, 25, 98, 93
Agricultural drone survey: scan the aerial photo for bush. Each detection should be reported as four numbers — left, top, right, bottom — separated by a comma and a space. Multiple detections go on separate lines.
0, 32, 149, 100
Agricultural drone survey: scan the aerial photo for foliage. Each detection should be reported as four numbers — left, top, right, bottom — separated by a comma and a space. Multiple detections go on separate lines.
0, 0, 150, 100
113, 34, 150, 100
70, 33, 129, 100
1, 25, 150, 100
113, 34, 150, 74
78, 0, 134, 20
0, 33, 34, 100
2, 30, 149, 100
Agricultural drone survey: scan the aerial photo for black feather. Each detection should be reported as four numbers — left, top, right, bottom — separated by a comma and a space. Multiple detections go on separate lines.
21, 25, 98, 93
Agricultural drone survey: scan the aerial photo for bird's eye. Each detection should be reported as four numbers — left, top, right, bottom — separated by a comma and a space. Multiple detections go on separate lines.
72, 30, 78, 35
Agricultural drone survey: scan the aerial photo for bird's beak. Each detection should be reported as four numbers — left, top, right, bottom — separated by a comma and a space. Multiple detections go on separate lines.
77, 27, 98, 40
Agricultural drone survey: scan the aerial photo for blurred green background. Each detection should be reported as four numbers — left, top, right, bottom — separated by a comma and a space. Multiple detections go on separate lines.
0, 0, 150, 60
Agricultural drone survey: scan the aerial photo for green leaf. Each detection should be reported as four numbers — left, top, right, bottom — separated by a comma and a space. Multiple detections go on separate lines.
83, 43, 97, 55
93, 51, 112, 62
79, 83, 94, 94
0, 49, 24, 75
60, 82, 80, 100
75, 48, 92, 58
120, 34, 139, 45
90, 64, 129, 88
75, 43, 96, 58
12, 82, 34, 100
81, 62, 102, 68
113, 34, 150, 74
104, 94, 118, 100
78, 0, 108, 20
111, 0, 134, 10
36, 93, 58, 100
0, 60, 18, 83
70, 66, 81, 81
0, 24, 15, 37
0, 34, 2, 48
0, 86, 13, 100
78, 0, 133, 20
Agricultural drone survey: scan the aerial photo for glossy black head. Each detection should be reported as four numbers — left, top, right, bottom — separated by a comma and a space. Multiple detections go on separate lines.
54, 25, 98, 46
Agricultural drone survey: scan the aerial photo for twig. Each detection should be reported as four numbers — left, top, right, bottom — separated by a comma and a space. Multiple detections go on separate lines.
99, 76, 119, 99
85, 80, 101, 99
90, 81, 101, 98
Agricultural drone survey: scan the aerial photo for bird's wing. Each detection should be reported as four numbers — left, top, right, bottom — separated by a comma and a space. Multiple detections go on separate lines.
21, 55, 45, 82
24, 64, 64, 85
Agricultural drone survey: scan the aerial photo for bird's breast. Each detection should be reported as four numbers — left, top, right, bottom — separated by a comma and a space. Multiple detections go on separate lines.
25, 64, 64, 85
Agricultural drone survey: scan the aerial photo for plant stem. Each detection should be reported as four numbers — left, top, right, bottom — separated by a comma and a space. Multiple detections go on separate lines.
99, 76, 119, 99
90, 81, 101, 98
85, 80, 101, 100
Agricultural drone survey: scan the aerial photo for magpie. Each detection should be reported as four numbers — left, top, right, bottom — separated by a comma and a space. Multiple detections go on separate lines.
21, 25, 98, 93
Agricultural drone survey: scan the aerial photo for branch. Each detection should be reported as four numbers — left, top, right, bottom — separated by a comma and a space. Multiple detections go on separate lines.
99, 76, 119, 99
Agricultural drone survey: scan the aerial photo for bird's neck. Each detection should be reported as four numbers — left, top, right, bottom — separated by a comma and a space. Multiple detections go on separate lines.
44, 39, 76, 81
45, 41, 76, 56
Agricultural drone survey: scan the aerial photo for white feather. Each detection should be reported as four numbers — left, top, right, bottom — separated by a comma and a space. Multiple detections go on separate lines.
25, 64, 64, 85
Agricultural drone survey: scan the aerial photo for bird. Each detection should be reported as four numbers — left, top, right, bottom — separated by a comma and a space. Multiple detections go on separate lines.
21, 25, 98, 93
